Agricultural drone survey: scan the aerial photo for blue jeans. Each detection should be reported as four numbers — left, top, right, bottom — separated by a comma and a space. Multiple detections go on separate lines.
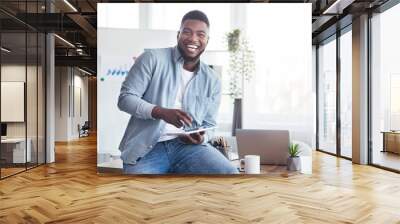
122, 138, 239, 174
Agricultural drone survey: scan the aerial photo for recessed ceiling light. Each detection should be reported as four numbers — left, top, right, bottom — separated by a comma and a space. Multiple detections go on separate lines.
1, 47, 11, 53
78, 67, 92, 76
63, 0, 78, 12
54, 34, 75, 48
323, 0, 355, 15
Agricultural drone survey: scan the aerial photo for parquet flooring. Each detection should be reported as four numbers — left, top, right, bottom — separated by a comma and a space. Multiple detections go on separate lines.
1, 167, 26, 177
1, 134, 400, 223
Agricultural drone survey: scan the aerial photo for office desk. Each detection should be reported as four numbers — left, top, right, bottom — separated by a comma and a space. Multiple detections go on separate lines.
97, 157, 310, 175
1, 138, 31, 163
381, 131, 400, 154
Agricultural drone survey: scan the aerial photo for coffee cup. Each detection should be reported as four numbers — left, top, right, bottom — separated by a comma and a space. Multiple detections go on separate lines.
239, 155, 260, 174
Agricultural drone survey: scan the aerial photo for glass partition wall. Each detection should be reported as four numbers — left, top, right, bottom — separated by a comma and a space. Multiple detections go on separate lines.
370, 2, 400, 171
316, 27, 352, 159
317, 35, 337, 155
0, 1, 46, 179
316, 0, 400, 172
339, 27, 352, 159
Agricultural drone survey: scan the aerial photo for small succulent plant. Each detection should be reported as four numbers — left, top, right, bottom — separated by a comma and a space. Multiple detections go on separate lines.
288, 143, 301, 157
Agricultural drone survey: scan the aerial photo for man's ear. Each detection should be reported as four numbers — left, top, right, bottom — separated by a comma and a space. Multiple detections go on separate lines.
177, 31, 180, 39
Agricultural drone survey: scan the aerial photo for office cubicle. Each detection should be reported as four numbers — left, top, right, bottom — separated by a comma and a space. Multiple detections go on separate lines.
0, 1, 46, 179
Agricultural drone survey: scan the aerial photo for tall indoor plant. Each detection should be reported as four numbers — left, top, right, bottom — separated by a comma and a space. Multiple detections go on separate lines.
226, 29, 255, 135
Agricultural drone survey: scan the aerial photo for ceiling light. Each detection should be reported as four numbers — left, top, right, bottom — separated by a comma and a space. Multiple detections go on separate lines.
54, 34, 75, 48
63, 0, 78, 12
322, 0, 355, 15
78, 67, 92, 76
1, 47, 11, 53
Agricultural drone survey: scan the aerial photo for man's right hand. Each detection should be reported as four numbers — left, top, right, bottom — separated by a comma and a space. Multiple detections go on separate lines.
151, 106, 192, 128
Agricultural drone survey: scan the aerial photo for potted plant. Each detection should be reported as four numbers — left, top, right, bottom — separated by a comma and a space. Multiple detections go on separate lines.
287, 143, 301, 171
226, 29, 255, 135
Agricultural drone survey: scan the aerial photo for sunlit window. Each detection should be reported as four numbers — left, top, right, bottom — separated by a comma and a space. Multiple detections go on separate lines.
98, 4, 139, 29
340, 29, 352, 158
318, 37, 337, 154
371, 2, 400, 170
150, 4, 231, 50
244, 4, 313, 146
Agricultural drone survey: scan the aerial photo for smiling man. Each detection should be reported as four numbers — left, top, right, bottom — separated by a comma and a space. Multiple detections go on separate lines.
118, 10, 238, 174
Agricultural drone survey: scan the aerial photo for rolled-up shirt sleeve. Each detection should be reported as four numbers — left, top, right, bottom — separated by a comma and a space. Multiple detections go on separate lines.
117, 51, 156, 120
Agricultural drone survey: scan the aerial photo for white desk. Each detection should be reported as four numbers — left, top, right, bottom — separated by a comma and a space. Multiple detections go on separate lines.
1, 138, 31, 163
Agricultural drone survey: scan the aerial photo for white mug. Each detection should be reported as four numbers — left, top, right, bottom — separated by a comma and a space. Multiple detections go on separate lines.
240, 155, 260, 174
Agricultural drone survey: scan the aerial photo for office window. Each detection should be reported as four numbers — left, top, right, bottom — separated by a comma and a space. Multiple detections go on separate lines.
390, 74, 400, 130
340, 29, 352, 158
244, 4, 313, 146
97, 4, 139, 29
150, 4, 230, 51
371, 3, 400, 171
318, 36, 337, 154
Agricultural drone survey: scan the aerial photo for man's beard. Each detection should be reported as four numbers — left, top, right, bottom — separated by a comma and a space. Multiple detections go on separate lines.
177, 44, 204, 64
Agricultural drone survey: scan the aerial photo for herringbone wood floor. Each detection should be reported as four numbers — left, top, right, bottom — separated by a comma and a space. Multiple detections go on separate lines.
1, 134, 400, 224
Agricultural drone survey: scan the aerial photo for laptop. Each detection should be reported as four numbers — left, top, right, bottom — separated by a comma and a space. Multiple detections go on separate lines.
1, 123, 7, 140
236, 129, 290, 165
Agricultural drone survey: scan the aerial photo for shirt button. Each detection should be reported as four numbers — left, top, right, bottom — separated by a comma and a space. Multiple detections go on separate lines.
148, 145, 153, 149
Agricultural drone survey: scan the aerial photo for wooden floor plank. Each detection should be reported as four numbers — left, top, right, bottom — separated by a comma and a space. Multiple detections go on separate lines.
1, 134, 400, 223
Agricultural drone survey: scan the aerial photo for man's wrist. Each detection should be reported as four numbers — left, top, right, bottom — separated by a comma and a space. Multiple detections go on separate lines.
151, 106, 163, 119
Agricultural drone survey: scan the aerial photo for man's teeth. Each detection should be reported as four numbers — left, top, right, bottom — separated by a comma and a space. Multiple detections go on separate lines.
187, 45, 198, 49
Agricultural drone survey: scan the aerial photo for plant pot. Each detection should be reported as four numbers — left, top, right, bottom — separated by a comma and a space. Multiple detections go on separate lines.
232, 98, 242, 136
287, 156, 301, 171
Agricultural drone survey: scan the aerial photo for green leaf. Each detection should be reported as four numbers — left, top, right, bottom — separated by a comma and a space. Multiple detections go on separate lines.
288, 143, 301, 157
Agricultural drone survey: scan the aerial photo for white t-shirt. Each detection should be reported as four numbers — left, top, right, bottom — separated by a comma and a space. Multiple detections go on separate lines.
158, 69, 194, 142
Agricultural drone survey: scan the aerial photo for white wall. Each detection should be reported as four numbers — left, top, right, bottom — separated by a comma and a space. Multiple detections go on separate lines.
55, 67, 89, 141
72, 73, 89, 138
97, 28, 177, 157
55, 66, 68, 141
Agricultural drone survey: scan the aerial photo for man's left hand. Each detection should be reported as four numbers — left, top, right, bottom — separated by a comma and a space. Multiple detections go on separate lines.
179, 131, 205, 144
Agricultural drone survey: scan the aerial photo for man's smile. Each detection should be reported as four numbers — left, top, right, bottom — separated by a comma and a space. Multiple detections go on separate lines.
185, 44, 200, 53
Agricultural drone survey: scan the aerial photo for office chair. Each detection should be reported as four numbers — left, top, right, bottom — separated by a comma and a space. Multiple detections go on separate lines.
79, 121, 90, 138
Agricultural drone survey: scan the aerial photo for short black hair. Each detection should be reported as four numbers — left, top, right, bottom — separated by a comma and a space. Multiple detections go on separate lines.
181, 10, 210, 28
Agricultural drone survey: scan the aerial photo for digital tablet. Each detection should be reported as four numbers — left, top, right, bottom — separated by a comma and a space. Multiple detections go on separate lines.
166, 126, 217, 135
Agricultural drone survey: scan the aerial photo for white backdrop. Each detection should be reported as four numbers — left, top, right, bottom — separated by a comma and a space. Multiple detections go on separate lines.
97, 28, 177, 156
97, 4, 313, 174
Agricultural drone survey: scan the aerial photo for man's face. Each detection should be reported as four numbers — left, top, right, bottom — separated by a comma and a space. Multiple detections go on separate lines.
177, 19, 209, 63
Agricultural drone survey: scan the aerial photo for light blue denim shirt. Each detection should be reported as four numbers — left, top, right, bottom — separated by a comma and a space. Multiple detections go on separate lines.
118, 46, 221, 164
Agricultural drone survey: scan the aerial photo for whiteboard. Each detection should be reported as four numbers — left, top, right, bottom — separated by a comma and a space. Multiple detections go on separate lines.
1, 82, 25, 122
97, 28, 177, 155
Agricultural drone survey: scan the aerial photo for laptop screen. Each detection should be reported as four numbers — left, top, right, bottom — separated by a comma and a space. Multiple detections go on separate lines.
1, 123, 7, 137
